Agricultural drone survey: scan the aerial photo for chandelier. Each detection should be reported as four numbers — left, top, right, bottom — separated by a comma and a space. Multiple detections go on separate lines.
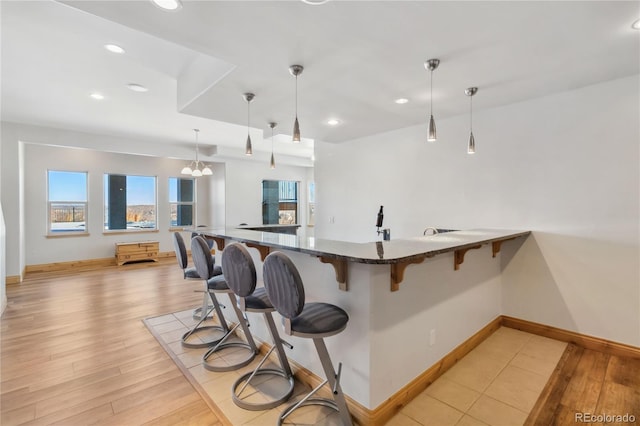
181, 129, 212, 177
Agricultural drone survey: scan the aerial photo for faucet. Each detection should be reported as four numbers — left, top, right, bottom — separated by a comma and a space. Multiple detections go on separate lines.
423, 227, 439, 236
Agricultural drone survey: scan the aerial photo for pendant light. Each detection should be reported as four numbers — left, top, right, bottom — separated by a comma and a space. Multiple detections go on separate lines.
243, 93, 255, 155
289, 65, 304, 142
269, 122, 277, 169
424, 58, 440, 142
465, 87, 478, 154
181, 129, 212, 177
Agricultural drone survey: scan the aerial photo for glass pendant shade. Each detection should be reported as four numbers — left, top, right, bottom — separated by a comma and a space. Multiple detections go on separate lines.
245, 135, 253, 155
293, 117, 300, 142
181, 165, 193, 175
202, 166, 213, 175
270, 152, 275, 169
428, 114, 437, 142
191, 169, 202, 177
468, 131, 475, 154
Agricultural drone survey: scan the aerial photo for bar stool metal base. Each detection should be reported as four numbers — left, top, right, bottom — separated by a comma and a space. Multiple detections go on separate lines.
182, 296, 229, 349
232, 368, 295, 411
192, 305, 214, 320
277, 397, 340, 426
202, 340, 256, 372
181, 325, 227, 349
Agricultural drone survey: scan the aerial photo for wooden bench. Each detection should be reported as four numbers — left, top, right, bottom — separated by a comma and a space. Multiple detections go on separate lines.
115, 241, 159, 266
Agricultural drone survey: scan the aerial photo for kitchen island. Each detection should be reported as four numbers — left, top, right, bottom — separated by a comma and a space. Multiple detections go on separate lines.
194, 227, 530, 420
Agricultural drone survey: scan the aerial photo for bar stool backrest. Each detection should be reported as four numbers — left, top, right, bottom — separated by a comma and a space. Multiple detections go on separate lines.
221, 243, 256, 297
263, 252, 305, 320
191, 236, 215, 280
173, 232, 189, 270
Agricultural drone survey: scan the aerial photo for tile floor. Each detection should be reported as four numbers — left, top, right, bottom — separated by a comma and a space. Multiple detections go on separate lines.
146, 311, 567, 426
147, 309, 345, 425
387, 326, 567, 426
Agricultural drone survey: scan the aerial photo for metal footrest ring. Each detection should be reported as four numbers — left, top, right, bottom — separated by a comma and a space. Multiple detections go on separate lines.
202, 341, 256, 372
181, 325, 227, 349
277, 398, 340, 426
232, 368, 295, 411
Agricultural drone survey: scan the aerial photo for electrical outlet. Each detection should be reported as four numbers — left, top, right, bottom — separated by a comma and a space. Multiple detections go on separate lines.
430, 329, 436, 346
329, 216, 335, 224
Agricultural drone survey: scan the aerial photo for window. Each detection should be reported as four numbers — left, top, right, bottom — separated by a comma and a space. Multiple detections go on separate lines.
48, 170, 88, 235
169, 177, 195, 228
262, 180, 298, 225
104, 174, 157, 231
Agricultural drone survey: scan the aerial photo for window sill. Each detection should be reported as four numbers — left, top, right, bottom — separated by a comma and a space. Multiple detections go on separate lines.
102, 229, 159, 236
46, 233, 90, 239
169, 227, 191, 232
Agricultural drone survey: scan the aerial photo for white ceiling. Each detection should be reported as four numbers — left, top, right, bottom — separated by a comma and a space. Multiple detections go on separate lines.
2, 1, 638, 162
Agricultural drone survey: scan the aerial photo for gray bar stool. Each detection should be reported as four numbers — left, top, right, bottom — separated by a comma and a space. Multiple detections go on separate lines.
221, 243, 295, 410
193, 237, 258, 372
181, 235, 229, 349
263, 252, 353, 426
172, 232, 222, 320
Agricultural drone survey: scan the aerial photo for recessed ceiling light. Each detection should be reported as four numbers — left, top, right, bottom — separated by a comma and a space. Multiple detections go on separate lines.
151, 0, 182, 11
90, 93, 105, 100
301, 0, 330, 4
104, 44, 125, 54
127, 83, 149, 92
327, 119, 340, 126
395, 98, 409, 104
632, 19, 640, 30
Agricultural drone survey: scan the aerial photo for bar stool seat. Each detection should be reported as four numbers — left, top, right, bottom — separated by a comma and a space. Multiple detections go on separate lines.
263, 252, 353, 426
288, 303, 348, 337
207, 274, 229, 291
222, 243, 295, 411
242, 287, 271, 310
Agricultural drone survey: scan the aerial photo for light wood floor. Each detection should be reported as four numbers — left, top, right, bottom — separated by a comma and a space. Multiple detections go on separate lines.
1, 259, 224, 426
3, 261, 639, 425
526, 343, 640, 425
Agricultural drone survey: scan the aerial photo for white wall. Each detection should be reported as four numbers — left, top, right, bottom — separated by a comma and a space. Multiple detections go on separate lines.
22, 143, 217, 264
0, 122, 312, 275
315, 74, 640, 346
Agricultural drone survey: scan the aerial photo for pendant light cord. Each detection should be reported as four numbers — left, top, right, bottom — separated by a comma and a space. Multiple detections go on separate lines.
247, 101, 251, 135
430, 70, 433, 115
469, 96, 473, 131
295, 75, 298, 118
194, 129, 199, 164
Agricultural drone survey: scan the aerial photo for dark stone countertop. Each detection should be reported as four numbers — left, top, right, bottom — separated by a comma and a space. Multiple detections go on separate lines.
192, 227, 531, 265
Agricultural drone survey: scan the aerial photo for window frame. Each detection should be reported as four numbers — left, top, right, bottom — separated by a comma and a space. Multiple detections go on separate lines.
103, 173, 158, 233
262, 180, 299, 225
169, 176, 196, 230
46, 170, 89, 237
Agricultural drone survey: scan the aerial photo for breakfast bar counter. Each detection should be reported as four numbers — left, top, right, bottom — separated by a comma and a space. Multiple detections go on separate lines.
191, 226, 531, 417
194, 227, 530, 291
